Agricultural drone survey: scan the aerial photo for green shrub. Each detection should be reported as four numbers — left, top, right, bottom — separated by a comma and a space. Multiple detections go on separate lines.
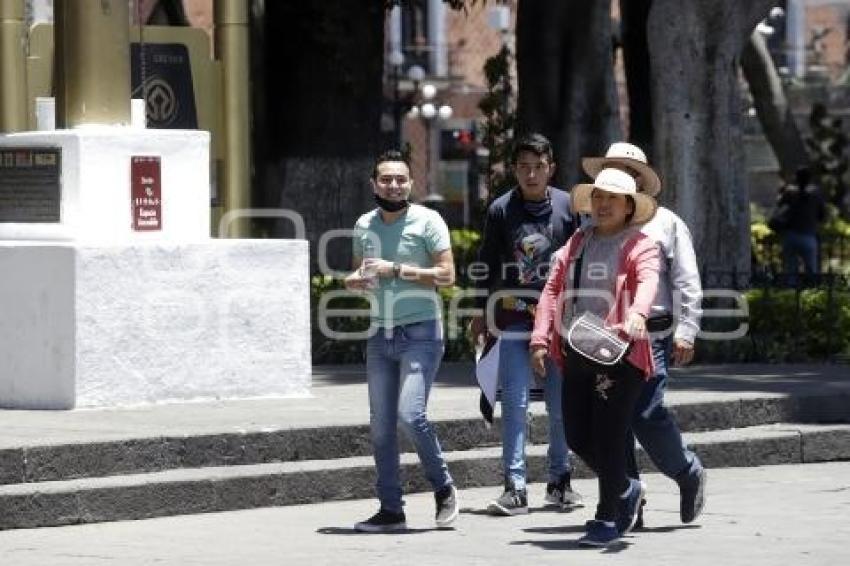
310, 275, 370, 364
311, 276, 477, 365
696, 286, 850, 363
752, 207, 850, 275
451, 228, 482, 287
751, 220, 781, 271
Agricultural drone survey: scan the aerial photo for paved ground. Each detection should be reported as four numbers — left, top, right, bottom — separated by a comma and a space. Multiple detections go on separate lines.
1, 363, 848, 448
0, 461, 847, 565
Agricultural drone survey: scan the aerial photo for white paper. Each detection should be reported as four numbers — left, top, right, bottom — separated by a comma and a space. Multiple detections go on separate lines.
475, 337, 500, 407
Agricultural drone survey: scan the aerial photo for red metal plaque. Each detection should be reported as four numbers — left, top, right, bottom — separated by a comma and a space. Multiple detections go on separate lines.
131, 156, 162, 231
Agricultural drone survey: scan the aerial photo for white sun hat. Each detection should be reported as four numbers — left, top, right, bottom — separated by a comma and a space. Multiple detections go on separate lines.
582, 142, 661, 196
571, 168, 658, 225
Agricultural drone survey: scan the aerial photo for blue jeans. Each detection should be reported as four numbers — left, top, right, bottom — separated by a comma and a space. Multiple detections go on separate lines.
499, 322, 571, 490
626, 336, 702, 481
366, 319, 452, 513
782, 231, 818, 286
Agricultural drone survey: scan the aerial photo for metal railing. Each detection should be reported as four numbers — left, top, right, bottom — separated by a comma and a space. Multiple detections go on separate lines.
698, 237, 850, 363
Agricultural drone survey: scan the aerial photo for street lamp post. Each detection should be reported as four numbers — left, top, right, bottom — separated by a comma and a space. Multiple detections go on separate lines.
404, 67, 452, 200
388, 50, 405, 148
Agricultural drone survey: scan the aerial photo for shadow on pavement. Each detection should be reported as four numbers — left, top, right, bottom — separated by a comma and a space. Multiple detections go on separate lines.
636, 524, 702, 534
512, 538, 631, 552
523, 524, 588, 535
316, 526, 441, 535
460, 507, 565, 517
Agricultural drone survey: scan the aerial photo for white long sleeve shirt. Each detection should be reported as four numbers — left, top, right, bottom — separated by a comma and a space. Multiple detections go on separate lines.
640, 207, 703, 344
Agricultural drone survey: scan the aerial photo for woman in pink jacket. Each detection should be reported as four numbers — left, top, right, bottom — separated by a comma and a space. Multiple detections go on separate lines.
530, 168, 660, 547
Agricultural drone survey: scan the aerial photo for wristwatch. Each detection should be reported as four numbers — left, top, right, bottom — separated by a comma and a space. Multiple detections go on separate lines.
392, 262, 402, 278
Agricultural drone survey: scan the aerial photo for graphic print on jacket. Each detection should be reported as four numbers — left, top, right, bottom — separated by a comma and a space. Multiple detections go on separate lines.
513, 221, 555, 286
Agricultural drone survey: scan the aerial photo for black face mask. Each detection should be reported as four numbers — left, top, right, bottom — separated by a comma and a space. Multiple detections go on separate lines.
523, 197, 552, 218
374, 193, 409, 212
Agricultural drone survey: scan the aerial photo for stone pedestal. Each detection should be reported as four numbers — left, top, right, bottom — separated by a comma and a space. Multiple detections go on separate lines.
0, 240, 310, 409
0, 129, 311, 409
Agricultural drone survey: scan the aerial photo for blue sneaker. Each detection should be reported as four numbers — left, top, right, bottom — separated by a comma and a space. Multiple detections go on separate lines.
616, 479, 646, 535
578, 520, 620, 547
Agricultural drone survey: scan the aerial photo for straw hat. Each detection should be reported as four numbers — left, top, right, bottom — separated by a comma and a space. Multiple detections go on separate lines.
582, 142, 661, 196
571, 168, 657, 225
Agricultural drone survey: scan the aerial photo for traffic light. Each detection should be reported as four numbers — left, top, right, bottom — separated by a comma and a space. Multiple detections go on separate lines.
440, 127, 477, 159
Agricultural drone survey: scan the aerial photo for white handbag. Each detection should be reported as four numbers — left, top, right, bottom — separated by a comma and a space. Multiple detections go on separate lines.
561, 242, 630, 366
566, 311, 630, 366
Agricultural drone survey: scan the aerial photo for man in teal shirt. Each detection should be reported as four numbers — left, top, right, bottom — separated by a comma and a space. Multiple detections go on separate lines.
345, 149, 458, 532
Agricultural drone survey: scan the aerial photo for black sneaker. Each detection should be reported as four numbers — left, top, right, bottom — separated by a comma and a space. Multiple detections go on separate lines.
679, 466, 707, 523
486, 482, 528, 516
435, 484, 459, 527
354, 508, 407, 533
633, 498, 646, 530
544, 473, 585, 510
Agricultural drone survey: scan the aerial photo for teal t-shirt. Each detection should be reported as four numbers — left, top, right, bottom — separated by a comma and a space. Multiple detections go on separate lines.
353, 204, 451, 328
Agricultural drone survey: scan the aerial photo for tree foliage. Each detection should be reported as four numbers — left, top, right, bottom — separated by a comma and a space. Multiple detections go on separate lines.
477, 44, 516, 203
806, 103, 849, 217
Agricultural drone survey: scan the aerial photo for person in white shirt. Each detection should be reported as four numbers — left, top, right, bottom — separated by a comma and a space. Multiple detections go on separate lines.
582, 142, 707, 528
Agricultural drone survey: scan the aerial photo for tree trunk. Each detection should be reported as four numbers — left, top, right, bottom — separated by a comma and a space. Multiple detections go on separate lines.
515, 0, 621, 189
258, 0, 385, 272
741, 30, 809, 180
648, 0, 774, 279
620, 0, 653, 158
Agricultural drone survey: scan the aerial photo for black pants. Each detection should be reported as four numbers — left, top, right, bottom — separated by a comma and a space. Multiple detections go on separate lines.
561, 349, 644, 522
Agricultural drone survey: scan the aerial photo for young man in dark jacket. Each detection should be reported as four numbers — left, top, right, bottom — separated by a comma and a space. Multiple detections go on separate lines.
470, 133, 582, 515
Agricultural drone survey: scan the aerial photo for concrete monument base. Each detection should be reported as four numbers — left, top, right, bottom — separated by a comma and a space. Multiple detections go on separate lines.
0, 239, 310, 409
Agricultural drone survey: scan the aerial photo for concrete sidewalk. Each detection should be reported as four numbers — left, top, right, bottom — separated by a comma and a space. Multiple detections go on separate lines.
0, 362, 848, 532
0, 461, 847, 565
1, 363, 848, 448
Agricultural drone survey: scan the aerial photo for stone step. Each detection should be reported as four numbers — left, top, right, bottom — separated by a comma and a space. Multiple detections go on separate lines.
1, 423, 848, 531
2, 391, 848, 486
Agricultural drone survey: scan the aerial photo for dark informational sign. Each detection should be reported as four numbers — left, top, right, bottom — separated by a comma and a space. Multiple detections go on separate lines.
0, 147, 61, 223
131, 156, 162, 231
131, 43, 198, 129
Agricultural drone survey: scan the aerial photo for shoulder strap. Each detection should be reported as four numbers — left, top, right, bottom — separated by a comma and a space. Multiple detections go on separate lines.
571, 238, 587, 311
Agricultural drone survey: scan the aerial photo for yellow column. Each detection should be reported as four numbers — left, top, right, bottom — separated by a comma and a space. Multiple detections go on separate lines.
54, 0, 131, 127
214, 0, 252, 238
0, 0, 27, 132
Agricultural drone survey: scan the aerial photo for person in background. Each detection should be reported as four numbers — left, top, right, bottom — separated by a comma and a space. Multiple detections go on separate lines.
774, 167, 826, 282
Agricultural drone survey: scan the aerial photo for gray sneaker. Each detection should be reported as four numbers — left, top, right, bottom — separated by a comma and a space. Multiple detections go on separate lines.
435, 484, 459, 527
487, 483, 528, 516
544, 473, 585, 510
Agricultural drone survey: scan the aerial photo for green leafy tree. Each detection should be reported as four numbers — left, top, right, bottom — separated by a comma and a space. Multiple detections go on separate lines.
477, 44, 516, 204
806, 103, 849, 217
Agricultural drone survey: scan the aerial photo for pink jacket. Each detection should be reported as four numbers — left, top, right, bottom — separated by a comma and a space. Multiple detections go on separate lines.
530, 229, 661, 379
